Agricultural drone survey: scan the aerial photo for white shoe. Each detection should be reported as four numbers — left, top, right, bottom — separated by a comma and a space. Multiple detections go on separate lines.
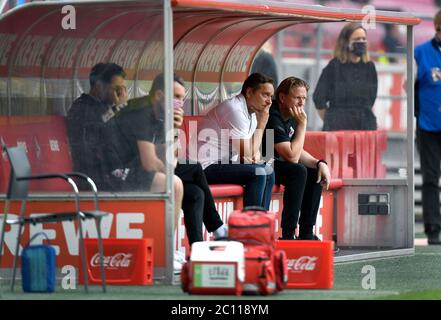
213, 225, 228, 240
173, 251, 186, 275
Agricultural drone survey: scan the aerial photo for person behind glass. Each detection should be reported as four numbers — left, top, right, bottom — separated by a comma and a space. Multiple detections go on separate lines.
67, 63, 128, 190
414, 10, 441, 245
67, 63, 184, 239
197, 73, 275, 210
263, 77, 331, 240
313, 23, 378, 131
116, 74, 227, 245
67, 63, 143, 190
382, 24, 405, 64
251, 41, 279, 86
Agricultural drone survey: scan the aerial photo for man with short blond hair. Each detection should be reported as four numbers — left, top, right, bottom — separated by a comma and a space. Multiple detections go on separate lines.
263, 76, 330, 240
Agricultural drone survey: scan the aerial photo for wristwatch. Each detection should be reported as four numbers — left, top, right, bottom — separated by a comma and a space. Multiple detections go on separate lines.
316, 159, 327, 169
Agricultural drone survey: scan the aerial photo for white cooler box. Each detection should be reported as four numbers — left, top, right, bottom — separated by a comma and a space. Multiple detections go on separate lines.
181, 241, 245, 295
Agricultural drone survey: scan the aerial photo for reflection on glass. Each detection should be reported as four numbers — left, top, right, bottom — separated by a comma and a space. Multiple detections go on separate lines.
1, 4, 166, 194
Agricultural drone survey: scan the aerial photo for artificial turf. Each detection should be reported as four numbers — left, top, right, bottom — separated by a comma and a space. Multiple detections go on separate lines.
1, 244, 440, 300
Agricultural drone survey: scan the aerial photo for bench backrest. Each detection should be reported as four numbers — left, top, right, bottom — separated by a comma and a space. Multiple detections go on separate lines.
0, 116, 73, 192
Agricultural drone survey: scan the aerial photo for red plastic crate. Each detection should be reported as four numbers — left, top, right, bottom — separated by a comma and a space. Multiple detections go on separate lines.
79, 238, 153, 285
276, 240, 333, 289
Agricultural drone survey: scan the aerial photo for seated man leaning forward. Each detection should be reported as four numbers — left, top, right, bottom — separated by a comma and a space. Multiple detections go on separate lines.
263, 77, 331, 240
67, 63, 151, 192
115, 73, 227, 245
196, 73, 275, 210
68, 63, 184, 244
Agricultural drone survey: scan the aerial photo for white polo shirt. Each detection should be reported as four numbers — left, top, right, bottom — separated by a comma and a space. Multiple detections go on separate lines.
196, 94, 257, 169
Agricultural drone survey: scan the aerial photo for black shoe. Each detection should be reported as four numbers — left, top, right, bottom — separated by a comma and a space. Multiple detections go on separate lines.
428, 233, 441, 245
278, 236, 296, 241
298, 235, 321, 241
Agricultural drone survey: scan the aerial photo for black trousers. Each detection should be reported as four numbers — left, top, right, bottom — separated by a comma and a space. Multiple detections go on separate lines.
417, 128, 441, 234
175, 162, 224, 244
274, 160, 323, 237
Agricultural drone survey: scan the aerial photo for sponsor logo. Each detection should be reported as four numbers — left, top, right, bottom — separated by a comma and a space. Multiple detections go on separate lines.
90, 253, 132, 268
287, 256, 318, 272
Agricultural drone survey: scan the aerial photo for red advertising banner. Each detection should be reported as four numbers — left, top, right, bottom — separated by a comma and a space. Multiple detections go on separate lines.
0, 200, 166, 267
0, 192, 334, 272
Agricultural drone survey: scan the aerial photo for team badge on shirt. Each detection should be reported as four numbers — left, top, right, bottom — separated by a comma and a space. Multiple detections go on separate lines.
289, 126, 295, 138
431, 67, 441, 82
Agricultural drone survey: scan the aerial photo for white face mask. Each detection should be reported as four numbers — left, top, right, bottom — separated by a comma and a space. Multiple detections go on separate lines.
173, 98, 184, 110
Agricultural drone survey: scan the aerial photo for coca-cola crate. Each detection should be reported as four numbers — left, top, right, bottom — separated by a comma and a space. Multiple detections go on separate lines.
275, 240, 333, 289
79, 238, 153, 285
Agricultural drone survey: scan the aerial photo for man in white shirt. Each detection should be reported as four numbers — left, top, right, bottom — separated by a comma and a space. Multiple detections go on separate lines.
197, 73, 275, 209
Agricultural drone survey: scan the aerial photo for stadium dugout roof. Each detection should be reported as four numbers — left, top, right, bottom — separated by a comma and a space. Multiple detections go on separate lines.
0, 0, 419, 109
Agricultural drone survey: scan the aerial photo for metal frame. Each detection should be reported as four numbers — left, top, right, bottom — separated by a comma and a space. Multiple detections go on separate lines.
163, 0, 175, 284
0, 0, 6, 15
406, 25, 415, 249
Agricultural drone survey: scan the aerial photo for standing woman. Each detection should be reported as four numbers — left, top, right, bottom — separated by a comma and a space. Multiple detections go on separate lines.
313, 23, 378, 131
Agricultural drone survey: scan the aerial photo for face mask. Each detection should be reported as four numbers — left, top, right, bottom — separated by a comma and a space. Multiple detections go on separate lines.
434, 34, 441, 48
349, 41, 367, 57
173, 98, 184, 110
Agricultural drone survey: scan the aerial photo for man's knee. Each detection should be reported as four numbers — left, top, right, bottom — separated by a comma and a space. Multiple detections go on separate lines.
283, 162, 307, 179
184, 184, 204, 202
174, 175, 184, 200
194, 162, 204, 171
254, 164, 275, 178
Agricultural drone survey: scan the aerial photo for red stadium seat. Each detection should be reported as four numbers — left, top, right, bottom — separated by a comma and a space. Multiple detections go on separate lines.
0, 116, 73, 192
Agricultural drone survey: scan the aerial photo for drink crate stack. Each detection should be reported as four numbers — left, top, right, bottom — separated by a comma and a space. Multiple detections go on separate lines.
276, 240, 334, 289
80, 238, 154, 285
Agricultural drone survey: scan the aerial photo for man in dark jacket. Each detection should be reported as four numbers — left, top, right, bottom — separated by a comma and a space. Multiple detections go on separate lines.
67, 63, 167, 193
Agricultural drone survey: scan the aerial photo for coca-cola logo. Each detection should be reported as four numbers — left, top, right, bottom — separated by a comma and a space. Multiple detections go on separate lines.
287, 256, 318, 272
90, 253, 133, 268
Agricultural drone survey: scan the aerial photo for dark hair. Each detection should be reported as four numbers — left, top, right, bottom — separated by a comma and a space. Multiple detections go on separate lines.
149, 73, 185, 98
89, 63, 126, 87
240, 73, 274, 96
435, 10, 441, 30
275, 77, 309, 102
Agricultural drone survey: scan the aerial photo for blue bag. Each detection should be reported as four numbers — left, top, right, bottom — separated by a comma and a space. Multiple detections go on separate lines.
21, 232, 56, 293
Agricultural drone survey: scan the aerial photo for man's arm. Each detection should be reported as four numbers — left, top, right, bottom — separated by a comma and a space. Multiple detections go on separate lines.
300, 149, 331, 190
273, 107, 307, 163
232, 130, 266, 163
137, 140, 165, 173
135, 107, 183, 172
232, 138, 252, 163
299, 149, 318, 168
232, 106, 270, 163
252, 106, 270, 161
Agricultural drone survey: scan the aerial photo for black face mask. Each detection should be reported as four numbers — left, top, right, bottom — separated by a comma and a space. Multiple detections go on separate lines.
434, 35, 441, 48
350, 41, 367, 57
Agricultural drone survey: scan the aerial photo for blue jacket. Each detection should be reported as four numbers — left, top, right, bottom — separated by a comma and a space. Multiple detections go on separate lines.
415, 38, 441, 131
